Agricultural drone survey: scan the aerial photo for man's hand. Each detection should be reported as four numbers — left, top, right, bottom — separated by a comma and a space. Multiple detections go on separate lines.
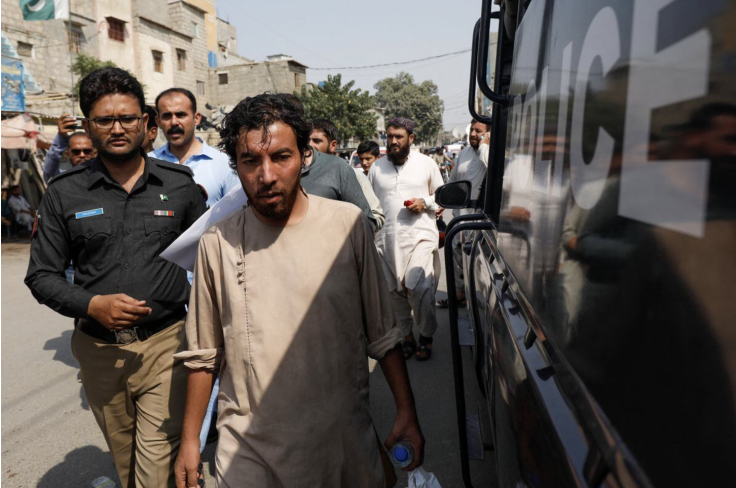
87, 294, 152, 330
435, 207, 444, 218
384, 409, 425, 471
406, 198, 426, 215
480, 132, 490, 146
57, 114, 77, 137
174, 439, 201, 488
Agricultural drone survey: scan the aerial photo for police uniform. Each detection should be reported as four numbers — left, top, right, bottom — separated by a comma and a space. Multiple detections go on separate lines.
25, 152, 207, 488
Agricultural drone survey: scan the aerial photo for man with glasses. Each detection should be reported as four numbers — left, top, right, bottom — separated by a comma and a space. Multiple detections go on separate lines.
25, 67, 207, 488
43, 113, 97, 183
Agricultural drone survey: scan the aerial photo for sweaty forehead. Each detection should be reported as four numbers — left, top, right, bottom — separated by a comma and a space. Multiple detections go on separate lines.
237, 123, 297, 156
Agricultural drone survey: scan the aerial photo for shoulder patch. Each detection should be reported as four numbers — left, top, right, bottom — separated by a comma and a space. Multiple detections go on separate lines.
46, 162, 88, 186
151, 158, 195, 178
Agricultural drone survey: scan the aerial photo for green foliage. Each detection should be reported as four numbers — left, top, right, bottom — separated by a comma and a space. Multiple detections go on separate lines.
374, 72, 444, 144
71, 54, 145, 97
297, 74, 377, 143
71, 54, 117, 96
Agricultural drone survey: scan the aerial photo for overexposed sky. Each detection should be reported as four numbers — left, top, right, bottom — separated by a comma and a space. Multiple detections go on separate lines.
215, 0, 496, 130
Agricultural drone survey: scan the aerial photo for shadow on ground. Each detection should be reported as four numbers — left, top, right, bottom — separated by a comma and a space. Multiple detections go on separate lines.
37, 445, 120, 488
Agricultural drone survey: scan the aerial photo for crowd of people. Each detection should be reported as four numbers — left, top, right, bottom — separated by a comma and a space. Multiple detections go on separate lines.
21, 65, 491, 487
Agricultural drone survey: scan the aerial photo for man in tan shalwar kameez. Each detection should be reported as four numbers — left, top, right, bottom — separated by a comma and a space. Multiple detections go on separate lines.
174, 94, 424, 488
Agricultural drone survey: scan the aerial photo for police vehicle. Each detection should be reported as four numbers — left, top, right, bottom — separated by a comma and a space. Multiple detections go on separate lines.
436, 0, 736, 486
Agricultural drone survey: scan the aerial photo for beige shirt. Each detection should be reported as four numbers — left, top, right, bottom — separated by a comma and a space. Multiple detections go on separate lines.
176, 194, 402, 488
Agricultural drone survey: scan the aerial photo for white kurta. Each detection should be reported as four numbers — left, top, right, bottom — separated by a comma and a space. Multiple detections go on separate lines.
368, 152, 444, 291
368, 152, 444, 338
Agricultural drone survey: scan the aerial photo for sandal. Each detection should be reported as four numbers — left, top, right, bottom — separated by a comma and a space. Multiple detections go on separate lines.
415, 336, 433, 361
402, 340, 417, 360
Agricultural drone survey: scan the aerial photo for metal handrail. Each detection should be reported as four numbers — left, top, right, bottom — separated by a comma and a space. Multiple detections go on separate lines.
468, 20, 494, 126
477, 1, 509, 107
444, 214, 495, 488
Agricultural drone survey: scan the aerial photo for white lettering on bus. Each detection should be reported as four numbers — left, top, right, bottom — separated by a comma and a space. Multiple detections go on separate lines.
569, 6, 621, 210
620, 0, 711, 238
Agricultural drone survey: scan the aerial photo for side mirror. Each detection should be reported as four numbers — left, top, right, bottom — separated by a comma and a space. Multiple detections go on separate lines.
435, 181, 472, 209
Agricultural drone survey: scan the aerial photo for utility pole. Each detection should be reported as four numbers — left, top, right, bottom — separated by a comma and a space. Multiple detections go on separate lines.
67, 6, 75, 115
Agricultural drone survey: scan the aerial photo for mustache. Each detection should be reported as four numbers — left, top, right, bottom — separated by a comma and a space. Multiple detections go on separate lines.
167, 126, 185, 135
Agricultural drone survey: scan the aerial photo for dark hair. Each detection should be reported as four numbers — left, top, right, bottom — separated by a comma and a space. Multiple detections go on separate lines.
386, 117, 415, 134
144, 105, 158, 130
311, 118, 338, 144
219, 93, 312, 170
79, 67, 145, 118
470, 119, 491, 131
357, 140, 380, 157
155, 87, 197, 115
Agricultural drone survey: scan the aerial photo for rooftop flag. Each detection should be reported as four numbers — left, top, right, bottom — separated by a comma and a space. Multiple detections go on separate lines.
19, 0, 69, 21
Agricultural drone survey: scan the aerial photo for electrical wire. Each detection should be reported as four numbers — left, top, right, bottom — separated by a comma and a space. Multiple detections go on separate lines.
309, 49, 471, 70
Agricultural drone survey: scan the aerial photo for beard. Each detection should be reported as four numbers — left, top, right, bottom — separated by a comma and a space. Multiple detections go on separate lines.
387, 143, 411, 164
245, 176, 301, 221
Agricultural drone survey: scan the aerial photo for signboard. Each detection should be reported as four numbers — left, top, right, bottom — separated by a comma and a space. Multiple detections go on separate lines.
2, 55, 26, 112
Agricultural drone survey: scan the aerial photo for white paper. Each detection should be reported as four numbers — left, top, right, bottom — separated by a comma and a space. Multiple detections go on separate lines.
161, 186, 249, 272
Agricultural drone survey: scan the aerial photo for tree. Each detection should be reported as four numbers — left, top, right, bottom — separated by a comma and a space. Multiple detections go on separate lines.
71, 54, 117, 97
71, 54, 145, 98
297, 74, 377, 144
374, 72, 444, 144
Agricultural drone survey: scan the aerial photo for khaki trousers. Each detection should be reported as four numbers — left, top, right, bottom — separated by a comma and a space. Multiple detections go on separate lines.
72, 321, 187, 488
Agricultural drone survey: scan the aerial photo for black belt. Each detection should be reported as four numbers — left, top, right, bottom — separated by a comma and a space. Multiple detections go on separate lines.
77, 314, 184, 344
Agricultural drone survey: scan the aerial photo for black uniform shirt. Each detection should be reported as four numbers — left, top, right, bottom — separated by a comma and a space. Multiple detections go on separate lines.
25, 152, 207, 331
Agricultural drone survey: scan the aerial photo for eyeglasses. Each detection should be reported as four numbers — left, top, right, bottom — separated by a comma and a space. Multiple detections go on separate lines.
88, 116, 142, 130
70, 148, 95, 156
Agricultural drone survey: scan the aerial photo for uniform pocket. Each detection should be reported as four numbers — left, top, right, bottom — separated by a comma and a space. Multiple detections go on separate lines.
143, 217, 182, 263
68, 217, 113, 268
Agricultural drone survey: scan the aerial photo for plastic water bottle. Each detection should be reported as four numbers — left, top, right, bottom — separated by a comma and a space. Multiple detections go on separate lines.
91, 477, 116, 488
388, 441, 413, 468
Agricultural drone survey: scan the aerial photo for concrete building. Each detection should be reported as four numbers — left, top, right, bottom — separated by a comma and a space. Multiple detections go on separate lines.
215, 17, 251, 67
208, 54, 308, 107
133, 0, 210, 109
1, 0, 216, 115
1, 0, 108, 114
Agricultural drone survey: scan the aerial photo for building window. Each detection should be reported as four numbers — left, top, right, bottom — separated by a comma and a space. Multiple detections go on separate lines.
152, 50, 164, 73
219, 73, 228, 85
196, 80, 205, 95
107, 18, 125, 42
295, 73, 299, 88
17, 41, 34, 58
177, 49, 187, 71
68, 27, 84, 53
192, 21, 199, 38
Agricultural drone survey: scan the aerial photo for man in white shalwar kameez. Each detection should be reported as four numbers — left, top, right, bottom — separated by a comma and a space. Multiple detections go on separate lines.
368, 118, 444, 361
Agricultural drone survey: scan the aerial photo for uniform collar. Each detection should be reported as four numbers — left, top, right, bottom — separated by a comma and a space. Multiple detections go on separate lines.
87, 150, 163, 190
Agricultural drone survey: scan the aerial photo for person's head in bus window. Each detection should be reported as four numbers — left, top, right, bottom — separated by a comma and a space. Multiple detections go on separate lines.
357, 140, 380, 174
675, 103, 736, 197
468, 119, 490, 150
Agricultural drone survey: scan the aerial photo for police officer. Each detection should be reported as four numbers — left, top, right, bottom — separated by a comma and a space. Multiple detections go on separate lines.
25, 68, 207, 488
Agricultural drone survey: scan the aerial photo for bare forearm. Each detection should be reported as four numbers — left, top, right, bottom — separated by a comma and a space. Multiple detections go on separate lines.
181, 369, 217, 445
379, 345, 416, 413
